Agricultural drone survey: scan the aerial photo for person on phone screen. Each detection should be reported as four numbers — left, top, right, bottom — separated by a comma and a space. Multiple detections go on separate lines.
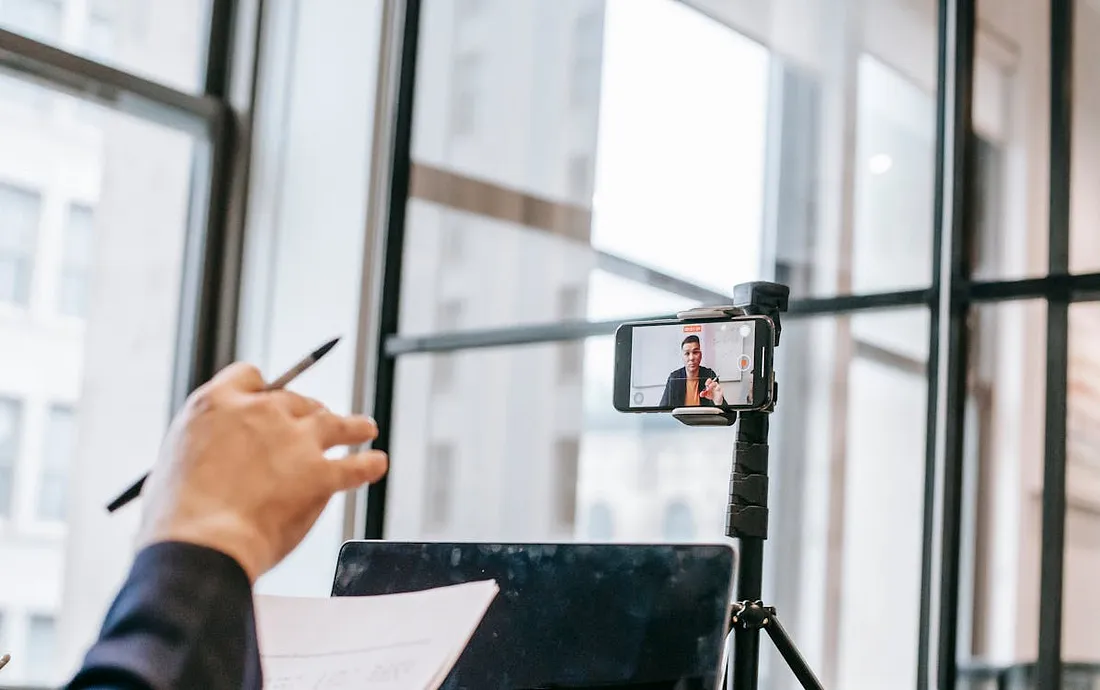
659, 335, 724, 407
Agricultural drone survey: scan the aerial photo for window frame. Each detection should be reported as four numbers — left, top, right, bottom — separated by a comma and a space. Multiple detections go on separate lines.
2, 0, 1085, 687
0, 4, 259, 684
363, 1, 1084, 688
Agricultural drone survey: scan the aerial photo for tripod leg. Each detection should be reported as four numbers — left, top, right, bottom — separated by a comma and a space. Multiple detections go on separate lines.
762, 614, 824, 690
732, 623, 762, 690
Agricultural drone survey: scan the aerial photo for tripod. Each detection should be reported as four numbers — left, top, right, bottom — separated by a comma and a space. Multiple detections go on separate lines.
670, 282, 823, 690
726, 410, 822, 690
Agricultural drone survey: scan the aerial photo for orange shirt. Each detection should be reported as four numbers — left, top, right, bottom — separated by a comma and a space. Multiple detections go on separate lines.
685, 377, 699, 406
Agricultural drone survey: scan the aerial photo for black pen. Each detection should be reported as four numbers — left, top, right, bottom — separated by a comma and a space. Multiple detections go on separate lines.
105, 337, 341, 513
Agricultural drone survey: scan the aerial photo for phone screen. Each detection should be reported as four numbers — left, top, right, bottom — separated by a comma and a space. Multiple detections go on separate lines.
614, 316, 772, 412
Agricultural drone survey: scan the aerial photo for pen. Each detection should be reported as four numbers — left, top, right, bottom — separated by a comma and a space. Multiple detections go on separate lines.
105, 337, 342, 513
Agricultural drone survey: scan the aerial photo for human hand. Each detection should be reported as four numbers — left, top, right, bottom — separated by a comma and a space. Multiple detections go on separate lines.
702, 377, 724, 404
136, 362, 388, 582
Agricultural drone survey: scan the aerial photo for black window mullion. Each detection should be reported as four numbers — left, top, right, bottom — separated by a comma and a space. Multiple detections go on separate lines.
917, 0, 951, 685
1037, 0, 1074, 686
364, 0, 423, 541
179, 0, 242, 402
930, 1, 977, 689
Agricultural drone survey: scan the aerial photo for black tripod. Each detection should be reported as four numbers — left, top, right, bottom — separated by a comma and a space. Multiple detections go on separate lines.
726, 410, 822, 690
670, 282, 823, 690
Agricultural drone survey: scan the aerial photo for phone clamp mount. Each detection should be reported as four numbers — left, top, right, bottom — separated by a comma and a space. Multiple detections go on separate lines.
669, 281, 824, 690
670, 281, 786, 429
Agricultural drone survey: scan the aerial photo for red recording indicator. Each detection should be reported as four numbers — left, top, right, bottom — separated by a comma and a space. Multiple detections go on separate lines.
683, 325, 702, 333
737, 354, 752, 372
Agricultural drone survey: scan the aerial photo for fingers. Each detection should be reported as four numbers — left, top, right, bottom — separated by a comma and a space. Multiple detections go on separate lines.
308, 410, 379, 449
268, 390, 324, 417
212, 362, 266, 392
326, 450, 389, 493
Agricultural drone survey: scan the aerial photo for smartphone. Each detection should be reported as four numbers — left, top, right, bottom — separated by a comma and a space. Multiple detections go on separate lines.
613, 314, 775, 412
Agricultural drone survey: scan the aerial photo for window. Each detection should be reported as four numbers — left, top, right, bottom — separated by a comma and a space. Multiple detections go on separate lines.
0, 398, 22, 519
431, 352, 456, 392
0, 184, 41, 307
0, 0, 209, 92
569, 10, 603, 109
586, 502, 614, 541
437, 299, 463, 331
37, 405, 75, 522
429, 299, 463, 391
455, 0, 485, 19
450, 53, 482, 138
0, 65, 206, 679
423, 444, 454, 531
441, 217, 465, 262
556, 285, 585, 321
25, 614, 57, 683
59, 204, 96, 318
86, 0, 116, 60
234, 0, 389, 598
0, 1, 63, 113
662, 500, 696, 541
556, 341, 584, 382
567, 154, 593, 202
0, 0, 63, 42
554, 438, 579, 529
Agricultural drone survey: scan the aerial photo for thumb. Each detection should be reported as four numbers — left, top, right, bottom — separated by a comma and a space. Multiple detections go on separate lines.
327, 451, 389, 493
210, 362, 266, 392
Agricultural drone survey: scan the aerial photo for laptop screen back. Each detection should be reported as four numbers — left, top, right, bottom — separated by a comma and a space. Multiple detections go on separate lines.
331, 542, 735, 689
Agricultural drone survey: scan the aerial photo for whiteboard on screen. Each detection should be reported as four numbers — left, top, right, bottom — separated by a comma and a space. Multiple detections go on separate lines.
631, 323, 750, 390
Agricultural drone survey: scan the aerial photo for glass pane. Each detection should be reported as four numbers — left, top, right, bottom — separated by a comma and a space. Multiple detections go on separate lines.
59, 204, 95, 318
403, 0, 940, 335
0, 74, 204, 686
37, 404, 74, 521
1065, 303, 1100, 669
0, 0, 211, 92
957, 301, 1046, 684
235, 0, 385, 596
851, 55, 935, 293
0, 397, 23, 518
386, 308, 929, 689
763, 310, 929, 690
0, 182, 41, 307
25, 613, 56, 683
398, 201, 707, 336
970, 0, 1049, 280
1070, 1, 1100, 274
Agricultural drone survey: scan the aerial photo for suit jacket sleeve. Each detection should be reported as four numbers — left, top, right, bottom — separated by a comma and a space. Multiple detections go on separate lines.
659, 371, 675, 407
65, 541, 262, 690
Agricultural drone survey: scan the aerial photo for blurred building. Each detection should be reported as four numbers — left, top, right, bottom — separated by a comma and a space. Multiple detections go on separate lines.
0, 0, 203, 685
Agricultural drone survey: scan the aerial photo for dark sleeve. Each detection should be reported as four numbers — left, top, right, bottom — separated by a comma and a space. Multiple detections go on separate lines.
659, 372, 674, 407
66, 541, 262, 690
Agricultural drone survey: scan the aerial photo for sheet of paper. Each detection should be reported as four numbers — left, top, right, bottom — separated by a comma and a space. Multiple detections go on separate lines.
256, 580, 498, 690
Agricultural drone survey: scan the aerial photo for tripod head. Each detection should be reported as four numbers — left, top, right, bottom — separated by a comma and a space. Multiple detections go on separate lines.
671, 281, 789, 428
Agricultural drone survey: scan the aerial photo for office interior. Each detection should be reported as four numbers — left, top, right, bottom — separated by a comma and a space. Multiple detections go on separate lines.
0, 0, 1095, 687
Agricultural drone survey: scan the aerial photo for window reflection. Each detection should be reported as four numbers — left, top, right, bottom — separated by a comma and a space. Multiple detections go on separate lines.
0, 0, 210, 92
0, 70, 200, 685
851, 55, 935, 293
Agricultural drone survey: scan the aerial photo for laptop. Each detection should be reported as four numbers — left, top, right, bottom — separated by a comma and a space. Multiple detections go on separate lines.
331, 541, 736, 689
